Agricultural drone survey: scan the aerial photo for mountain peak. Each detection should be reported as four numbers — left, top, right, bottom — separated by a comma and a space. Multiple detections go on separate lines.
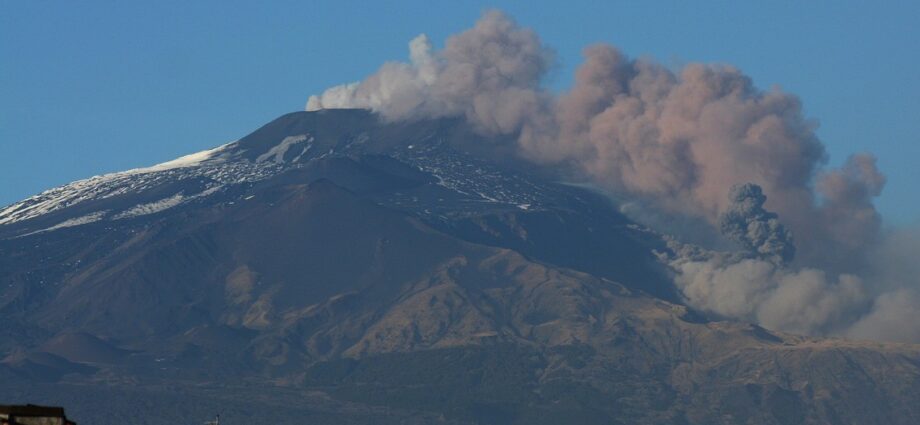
3, 110, 920, 424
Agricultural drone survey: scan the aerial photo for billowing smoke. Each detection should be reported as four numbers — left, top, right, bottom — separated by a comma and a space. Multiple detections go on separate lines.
307, 12, 883, 267
668, 225, 920, 341
306, 11, 918, 342
812, 154, 886, 268
535, 44, 884, 269
669, 254, 868, 336
848, 290, 920, 342
307, 10, 553, 136
846, 226, 920, 342
718, 183, 795, 264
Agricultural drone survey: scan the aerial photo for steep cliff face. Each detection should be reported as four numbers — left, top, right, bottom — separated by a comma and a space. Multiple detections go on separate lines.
1, 110, 919, 425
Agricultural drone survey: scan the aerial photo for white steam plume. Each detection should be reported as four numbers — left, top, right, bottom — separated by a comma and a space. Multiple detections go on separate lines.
307, 10, 553, 136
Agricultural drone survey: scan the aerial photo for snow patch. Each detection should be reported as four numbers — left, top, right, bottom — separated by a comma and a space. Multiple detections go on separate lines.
0, 139, 292, 227
0, 142, 237, 226
114, 193, 186, 219
136, 142, 234, 173
196, 185, 223, 198
111, 185, 224, 220
257, 134, 312, 164
22, 211, 108, 236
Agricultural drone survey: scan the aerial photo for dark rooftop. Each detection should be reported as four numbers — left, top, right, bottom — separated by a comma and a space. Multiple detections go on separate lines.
0, 404, 66, 416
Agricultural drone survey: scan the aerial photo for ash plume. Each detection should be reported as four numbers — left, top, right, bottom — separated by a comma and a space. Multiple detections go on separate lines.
307, 12, 883, 266
670, 254, 868, 336
537, 44, 883, 269
307, 10, 553, 136
718, 183, 795, 264
306, 10, 919, 342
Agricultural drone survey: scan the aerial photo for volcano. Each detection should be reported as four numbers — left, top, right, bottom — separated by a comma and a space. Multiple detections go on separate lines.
2, 110, 919, 425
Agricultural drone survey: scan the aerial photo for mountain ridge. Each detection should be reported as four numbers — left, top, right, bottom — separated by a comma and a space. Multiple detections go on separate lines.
2, 109, 919, 424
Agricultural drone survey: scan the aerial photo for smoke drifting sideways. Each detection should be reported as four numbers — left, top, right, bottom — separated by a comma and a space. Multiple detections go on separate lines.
668, 222, 920, 341
306, 11, 919, 342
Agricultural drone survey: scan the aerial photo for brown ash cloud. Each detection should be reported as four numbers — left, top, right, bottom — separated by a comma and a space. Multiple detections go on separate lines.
306, 10, 919, 342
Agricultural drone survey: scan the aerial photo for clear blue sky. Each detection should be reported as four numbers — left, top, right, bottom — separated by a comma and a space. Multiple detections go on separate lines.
2, 1, 918, 223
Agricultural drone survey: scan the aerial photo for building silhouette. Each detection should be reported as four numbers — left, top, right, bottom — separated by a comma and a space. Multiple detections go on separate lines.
0, 405, 76, 425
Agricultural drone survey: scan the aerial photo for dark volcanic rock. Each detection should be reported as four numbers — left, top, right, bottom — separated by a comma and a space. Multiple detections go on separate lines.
1, 109, 919, 424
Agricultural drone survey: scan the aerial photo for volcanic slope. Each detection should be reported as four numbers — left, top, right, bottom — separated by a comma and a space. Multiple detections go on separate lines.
1, 109, 919, 425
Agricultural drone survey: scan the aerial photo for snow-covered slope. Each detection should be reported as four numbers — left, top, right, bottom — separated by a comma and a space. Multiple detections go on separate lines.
0, 110, 580, 238
0, 140, 290, 236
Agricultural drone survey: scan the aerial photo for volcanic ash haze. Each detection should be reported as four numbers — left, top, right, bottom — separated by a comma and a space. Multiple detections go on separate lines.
307, 10, 919, 343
